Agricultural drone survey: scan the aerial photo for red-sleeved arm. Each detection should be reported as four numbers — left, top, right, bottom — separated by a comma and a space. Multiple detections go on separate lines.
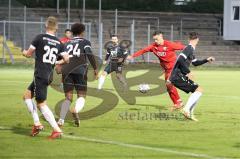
132, 45, 153, 58
167, 41, 185, 51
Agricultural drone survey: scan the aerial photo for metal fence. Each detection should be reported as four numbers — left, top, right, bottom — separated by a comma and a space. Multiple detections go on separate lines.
0, 19, 178, 64
0, 0, 222, 64
0, 20, 92, 64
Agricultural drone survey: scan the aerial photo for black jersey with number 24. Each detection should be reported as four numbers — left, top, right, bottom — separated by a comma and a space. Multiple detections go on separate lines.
63, 37, 97, 75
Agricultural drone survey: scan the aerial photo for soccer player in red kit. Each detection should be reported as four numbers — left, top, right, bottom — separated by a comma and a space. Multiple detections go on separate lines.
128, 31, 185, 110
60, 29, 72, 44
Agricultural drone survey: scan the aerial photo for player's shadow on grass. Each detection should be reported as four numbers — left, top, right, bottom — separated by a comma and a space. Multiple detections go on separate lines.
233, 143, 240, 148
134, 103, 168, 110
54, 87, 119, 120
10, 125, 32, 137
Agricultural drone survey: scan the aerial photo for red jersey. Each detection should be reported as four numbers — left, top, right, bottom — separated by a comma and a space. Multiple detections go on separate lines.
60, 37, 70, 44
132, 40, 185, 70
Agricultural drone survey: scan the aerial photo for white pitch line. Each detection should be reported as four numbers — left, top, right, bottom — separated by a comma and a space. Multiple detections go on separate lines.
0, 126, 233, 159
62, 134, 232, 159
0, 126, 13, 130
0, 80, 30, 84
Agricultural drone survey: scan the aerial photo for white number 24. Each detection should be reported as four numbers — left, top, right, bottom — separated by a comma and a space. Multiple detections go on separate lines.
43, 45, 57, 64
66, 44, 81, 57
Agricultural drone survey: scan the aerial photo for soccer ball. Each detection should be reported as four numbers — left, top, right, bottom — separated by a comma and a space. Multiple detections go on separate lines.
138, 84, 150, 93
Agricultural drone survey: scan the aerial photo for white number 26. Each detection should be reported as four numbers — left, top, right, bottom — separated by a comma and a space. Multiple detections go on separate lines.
43, 45, 57, 64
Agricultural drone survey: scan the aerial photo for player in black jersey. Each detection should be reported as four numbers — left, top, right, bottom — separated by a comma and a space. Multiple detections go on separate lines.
57, 23, 98, 127
98, 35, 129, 90
22, 16, 69, 139
170, 32, 215, 121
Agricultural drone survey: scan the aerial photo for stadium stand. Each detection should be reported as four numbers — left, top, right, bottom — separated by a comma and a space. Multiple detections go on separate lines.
0, 7, 240, 65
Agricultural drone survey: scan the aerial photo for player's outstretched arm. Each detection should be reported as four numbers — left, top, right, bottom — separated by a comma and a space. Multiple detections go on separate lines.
22, 46, 35, 58
207, 56, 215, 63
55, 60, 64, 65
55, 53, 70, 65
127, 55, 133, 60
84, 41, 98, 79
62, 53, 70, 63
103, 61, 107, 65
130, 45, 153, 59
24, 34, 40, 58
105, 51, 110, 62
86, 53, 98, 79
192, 56, 215, 66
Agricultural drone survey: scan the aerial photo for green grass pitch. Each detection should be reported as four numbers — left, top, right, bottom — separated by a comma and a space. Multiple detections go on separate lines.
0, 65, 240, 159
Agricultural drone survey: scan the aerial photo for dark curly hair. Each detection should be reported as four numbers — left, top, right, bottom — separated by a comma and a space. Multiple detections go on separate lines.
71, 23, 85, 36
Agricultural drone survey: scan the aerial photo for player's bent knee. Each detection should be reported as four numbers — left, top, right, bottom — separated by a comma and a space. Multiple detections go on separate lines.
36, 100, 46, 107
166, 79, 171, 84
64, 91, 73, 102
116, 75, 120, 79
116, 73, 123, 78
166, 82, 173, 90
22, 94, 27, 100
65, 96, 73, 103
77, 89, 86, 97
102, 72, 107, 76
196, 87, 203, 93
77, 93, 86, 98
23, 90, 32, 100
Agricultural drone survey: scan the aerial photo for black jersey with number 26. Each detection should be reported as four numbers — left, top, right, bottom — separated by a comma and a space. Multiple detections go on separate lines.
31, 33, 64, 80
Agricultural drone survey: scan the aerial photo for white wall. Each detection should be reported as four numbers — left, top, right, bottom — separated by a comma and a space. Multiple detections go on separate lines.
224, 0, 240, 40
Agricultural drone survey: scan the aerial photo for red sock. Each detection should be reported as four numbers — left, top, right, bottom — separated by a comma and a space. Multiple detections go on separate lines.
166, 83, 181, 105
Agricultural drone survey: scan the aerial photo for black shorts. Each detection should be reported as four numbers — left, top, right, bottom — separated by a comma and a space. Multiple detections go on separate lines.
170, 74, 198, 94
104, 62, 123, 74
62, 73, 87, 93
28, 77, 51, 102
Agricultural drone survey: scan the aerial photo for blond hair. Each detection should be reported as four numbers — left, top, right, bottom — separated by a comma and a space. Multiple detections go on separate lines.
45, 16, 58, 31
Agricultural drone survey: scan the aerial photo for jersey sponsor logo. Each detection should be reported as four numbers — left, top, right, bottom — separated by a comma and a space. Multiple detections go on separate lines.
71, 39, 83, 43
48, 41, 57, 46
110, 50, 118, 57
156, 52, 166, 57
43, 37, 60, 45
163, 47, 167, 51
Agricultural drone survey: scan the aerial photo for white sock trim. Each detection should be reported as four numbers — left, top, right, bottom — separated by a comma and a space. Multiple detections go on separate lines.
58, 119, 64, 125
59, 99, 71, 122
75, 97, 85, 113
40, 105, 61, 132
24, 99, 34, 113
98, 75, 106, 89
24, 99, 40, 125
184, 91, 202, 112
